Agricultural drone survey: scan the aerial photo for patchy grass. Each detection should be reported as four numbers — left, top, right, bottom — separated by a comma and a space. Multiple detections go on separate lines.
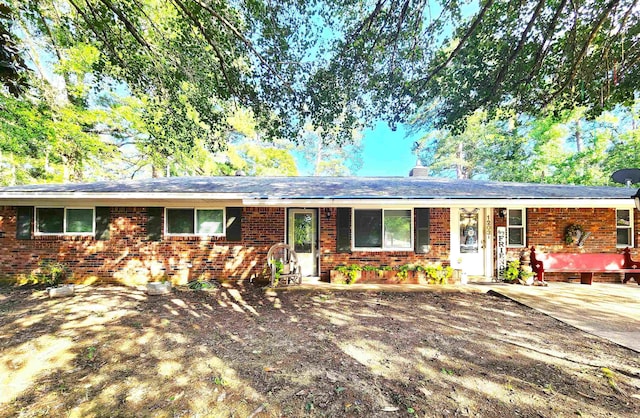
0, 284, 639, 417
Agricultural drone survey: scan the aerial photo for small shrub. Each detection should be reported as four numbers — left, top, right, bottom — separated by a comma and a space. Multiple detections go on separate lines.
269, 258, 284, 286
395, 264, 410, 281
424, 263, 453, 284
504, 260, 521, 283
335, 264, 362, 284
33, 260, 71, 286
187, 279, 218, 290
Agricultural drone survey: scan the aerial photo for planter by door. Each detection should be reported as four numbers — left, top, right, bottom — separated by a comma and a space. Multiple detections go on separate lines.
330, 270, 451, 285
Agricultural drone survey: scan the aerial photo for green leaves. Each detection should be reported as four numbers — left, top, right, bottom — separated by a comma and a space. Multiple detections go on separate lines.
416, 102, 640, 186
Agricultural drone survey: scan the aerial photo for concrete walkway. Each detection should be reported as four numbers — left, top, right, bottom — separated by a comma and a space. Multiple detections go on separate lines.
480, 282, 640, 353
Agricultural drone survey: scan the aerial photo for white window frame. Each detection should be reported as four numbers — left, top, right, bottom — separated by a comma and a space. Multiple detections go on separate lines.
351, 208, 414, 251
616, 208, 634, 248
34, 207, 96, 236
164, 207, 226, 237
506, 208, 526, 248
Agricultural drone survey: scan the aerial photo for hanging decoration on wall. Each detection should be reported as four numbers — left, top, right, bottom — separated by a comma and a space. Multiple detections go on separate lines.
565, 224, 590, 247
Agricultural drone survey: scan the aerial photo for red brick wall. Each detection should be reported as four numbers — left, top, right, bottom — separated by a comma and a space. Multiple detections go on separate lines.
0, 206, 285, 284
0, 206, 451, 284
319, 208, 451, 281
1, 205, 636, 284
494, 207, 640, 283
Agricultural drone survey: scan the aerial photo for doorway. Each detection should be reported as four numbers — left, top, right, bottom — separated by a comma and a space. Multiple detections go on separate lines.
451, 208, 492, 278
287, 209, 318, 277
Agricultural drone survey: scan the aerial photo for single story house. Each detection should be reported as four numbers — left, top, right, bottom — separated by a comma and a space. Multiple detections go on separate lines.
0, 168, 637, 284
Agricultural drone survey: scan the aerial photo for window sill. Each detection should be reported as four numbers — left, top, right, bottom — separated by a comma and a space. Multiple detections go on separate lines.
165, 234, 225, 238
35, 233, 95, 236
352, 247, 414, 252
34, 234, 95, 240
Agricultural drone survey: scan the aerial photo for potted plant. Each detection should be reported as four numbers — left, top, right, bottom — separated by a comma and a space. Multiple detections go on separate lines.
147, 278, 172, 295
503, 260, 520, 283
519, 265, 534, 286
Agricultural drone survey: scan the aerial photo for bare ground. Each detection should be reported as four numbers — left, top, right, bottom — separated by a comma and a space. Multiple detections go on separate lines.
1, 283, 639, 417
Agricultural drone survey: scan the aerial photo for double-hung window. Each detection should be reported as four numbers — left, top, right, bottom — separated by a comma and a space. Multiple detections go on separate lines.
507, 208, 526, 247
616, 209, 633, 247
165, 208, 225, 236
35, 207, 95, 235
353, 209, 412, 250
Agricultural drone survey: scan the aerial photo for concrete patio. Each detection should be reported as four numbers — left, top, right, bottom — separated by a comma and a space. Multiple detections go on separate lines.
481, 282, 640, 353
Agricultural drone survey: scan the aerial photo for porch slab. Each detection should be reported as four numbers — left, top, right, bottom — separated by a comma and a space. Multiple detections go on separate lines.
482, 282, 640, 353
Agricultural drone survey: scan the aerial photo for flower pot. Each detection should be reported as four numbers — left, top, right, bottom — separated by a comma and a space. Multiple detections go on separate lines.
460, 272, 468, 285
47, 284, 75, 298
147, 281, 171, 295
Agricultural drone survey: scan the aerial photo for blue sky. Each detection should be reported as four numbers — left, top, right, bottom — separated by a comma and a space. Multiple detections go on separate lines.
358, 122, 421, 177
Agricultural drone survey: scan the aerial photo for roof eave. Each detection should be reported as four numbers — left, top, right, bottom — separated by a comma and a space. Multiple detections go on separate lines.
243, 197, 634, 208
0, 193, 633, 209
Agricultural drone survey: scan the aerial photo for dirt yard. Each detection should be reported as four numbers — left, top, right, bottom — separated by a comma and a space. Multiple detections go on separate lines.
1, 283, 639, 417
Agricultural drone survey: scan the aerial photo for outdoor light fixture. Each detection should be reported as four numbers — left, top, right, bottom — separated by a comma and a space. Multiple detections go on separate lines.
633, 189, 640, 211
324, 208, 332, 219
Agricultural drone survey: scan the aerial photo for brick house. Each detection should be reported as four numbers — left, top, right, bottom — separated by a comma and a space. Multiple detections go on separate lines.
0, 172, 637, 284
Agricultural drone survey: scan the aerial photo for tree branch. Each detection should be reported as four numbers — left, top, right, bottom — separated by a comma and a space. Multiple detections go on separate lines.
346, 0, 387, 43
190, 0, 292, 89
67, 0, 126, 69
96, 0, 153, 52
492, 0, 546, 93
545, 0, 622, 107
524, 0, 569, 82
416, 0, 495, 88
169, 0, 238, 100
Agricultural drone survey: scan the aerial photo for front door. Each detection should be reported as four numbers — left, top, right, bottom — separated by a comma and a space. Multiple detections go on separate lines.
287, 209, 318, 277
452, 208, 486, 277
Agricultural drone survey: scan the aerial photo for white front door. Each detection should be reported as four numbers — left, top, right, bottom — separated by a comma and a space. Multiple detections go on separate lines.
452, 208, 487, 277
287, 209, 318, 277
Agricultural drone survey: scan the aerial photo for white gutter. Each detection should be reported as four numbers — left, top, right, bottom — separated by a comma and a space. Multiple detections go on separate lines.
241, 198, 635, 209
0, 193, 634, 209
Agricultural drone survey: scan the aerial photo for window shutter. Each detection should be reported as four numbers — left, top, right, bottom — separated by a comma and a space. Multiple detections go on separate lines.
226, 207, 242, 241
16, 206, 33, 240
95, 207, 110, 240
147, 207, 163, 241
336, 208, 351, 253
415, 208, 430, 253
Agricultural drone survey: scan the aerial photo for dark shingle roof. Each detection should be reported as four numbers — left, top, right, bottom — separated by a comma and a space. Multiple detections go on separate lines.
0, 176, 633, 200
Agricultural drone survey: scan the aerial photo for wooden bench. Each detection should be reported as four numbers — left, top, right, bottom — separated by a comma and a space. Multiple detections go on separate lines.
530, 247, 640, 285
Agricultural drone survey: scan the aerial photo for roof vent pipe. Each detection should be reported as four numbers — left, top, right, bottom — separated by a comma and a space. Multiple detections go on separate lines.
409, 159, 429, 177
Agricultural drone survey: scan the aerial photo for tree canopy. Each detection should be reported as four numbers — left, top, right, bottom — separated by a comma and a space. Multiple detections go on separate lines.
3, 0, 640, 185
320, 0, 640, 130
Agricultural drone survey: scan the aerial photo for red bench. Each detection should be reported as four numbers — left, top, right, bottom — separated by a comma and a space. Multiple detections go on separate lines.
530, 247, 640, 285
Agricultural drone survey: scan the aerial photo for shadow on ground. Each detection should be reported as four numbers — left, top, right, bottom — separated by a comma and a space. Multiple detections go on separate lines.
1, 283, 639, 417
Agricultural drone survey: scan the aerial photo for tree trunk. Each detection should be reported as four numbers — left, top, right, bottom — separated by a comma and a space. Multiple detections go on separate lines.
575, 120, 583, 153
456, 142, 466, 179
